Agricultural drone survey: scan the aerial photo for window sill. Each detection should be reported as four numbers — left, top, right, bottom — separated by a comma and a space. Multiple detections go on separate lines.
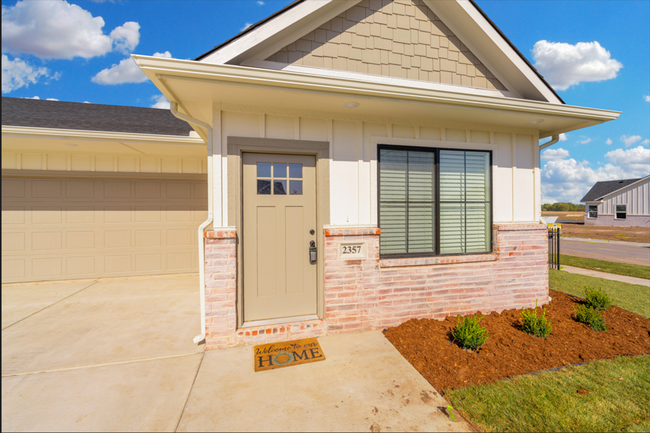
380, 253, 497, 268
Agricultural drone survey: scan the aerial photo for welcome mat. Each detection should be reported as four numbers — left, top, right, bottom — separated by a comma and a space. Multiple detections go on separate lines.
254, 338, 326, 372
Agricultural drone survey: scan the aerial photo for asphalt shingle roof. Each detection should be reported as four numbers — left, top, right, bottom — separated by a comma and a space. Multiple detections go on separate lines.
1, 97, 193, 136
580, 178, 642, 202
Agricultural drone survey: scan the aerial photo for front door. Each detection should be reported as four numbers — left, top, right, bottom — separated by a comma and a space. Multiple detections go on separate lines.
242, 153, 317, 322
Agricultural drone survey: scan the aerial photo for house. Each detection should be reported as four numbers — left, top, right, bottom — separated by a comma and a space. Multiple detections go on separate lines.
2, 0, 619, 350
581, 176, 650, 227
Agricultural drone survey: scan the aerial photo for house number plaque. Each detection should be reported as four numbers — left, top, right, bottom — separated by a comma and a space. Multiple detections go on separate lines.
337, 242, 368, 260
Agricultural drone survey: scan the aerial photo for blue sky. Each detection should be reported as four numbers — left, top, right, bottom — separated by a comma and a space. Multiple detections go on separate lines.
2, 0, 649, 203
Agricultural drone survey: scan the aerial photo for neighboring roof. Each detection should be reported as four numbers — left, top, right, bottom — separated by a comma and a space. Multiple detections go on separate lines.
194, 0, 562, 104
581, 178, 643, 202
1, 97, 193, 136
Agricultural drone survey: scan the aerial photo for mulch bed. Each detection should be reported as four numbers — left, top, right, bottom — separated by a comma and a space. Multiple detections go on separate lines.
384, 290, 650, 392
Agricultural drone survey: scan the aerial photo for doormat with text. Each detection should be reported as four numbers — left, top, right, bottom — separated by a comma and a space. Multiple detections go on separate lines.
254, 338, 326, 372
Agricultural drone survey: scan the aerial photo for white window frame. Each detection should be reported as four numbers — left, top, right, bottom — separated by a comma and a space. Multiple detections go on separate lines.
615, 204, 627, 219
588, 205, 598, 219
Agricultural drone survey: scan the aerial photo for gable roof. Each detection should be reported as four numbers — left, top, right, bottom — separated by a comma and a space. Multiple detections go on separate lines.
581, 178, 643, 202
195, 0, 563, 103
1, 97, 193, 137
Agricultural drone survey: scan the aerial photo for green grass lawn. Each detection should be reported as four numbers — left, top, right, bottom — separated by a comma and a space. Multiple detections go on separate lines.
550, 269, 650, 318
561, 255, 650, 280
447, 355, 650, 433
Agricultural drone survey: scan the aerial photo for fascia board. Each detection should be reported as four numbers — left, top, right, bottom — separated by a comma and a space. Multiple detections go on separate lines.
598, 176, 650, 200
199, 0, 359, 65
427, 0, 561, 104
134, 55, 620, 123
1, 125, 206, 146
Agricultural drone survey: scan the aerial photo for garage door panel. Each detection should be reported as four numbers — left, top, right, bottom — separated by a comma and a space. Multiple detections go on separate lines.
2, 176, 206, 283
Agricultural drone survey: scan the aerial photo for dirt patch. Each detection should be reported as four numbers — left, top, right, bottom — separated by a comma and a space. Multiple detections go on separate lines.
561, 224, 650, 243
542, 211, 584, 222
384, 290, 650, 392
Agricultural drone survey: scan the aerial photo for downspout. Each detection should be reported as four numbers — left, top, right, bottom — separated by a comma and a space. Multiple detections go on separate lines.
539, 135, 560, 151
170, 102, 212, 345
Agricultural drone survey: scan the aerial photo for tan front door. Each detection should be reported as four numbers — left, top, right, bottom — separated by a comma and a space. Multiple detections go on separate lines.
242, 153, 317, 322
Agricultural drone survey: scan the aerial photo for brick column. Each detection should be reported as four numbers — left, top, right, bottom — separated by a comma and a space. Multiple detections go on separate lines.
203, 229, 237, 350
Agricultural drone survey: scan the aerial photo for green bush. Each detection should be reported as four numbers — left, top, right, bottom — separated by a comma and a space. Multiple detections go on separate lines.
521, 303, 552, 338
584, 286, 612, 310
574, 305, 607, 331
452, 314, 489, 350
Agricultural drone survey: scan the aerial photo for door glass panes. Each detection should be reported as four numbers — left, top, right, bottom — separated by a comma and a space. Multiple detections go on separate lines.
256, 161, 302, 195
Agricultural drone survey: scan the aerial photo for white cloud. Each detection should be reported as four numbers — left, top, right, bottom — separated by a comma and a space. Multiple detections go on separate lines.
241, 22, 252, 31
541, 148, 570, 161
577, 137, 591, 145
532, 40, 623, 91
21, 96, 59, 101
110, 22, 140, 54
92, 51, 171, 85
257, 1, 265, 5
2, 54, 51, 93
1, 0, 140, 59
642, 139, 650, 146
645, 95, 650, 102
559, 133, 568, 141
151, 94, 170, 109
620, 135, 642, 147
606, 138, 613, 145
541, 147, 650, 203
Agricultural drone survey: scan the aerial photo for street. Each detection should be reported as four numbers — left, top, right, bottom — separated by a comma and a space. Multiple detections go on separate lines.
560, 238, 650, 267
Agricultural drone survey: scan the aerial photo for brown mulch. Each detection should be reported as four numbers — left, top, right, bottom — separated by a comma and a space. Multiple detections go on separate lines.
384, 290, 650, 392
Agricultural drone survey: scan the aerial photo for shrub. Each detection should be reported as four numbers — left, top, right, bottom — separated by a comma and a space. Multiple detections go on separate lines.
521, 302, 552, 338
452, 314, 489, 350
584, 286, 611, 311
574, 305, 607, 331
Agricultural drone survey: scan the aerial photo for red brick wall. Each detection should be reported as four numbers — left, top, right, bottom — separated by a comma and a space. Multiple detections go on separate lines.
202, 223, 549, 349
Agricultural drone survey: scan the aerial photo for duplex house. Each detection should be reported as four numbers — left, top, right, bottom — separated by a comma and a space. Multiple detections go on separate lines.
2, 0, 619, 350
581, 176, 650, 227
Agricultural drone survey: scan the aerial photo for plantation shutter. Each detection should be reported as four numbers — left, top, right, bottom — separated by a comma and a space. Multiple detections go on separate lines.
439, 150, 490, 254
379, 149, 408, 254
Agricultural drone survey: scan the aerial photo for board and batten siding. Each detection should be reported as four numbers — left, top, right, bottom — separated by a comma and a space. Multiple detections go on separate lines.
213, 107, 540, 227
598, 177, 650, 216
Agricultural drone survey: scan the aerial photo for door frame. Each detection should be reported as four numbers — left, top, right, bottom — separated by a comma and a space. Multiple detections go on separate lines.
227, 136, 330, 328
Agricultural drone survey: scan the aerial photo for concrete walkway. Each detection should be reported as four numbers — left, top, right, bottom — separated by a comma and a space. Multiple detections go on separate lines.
2, 275, 470, 432
561, 265, 650, 287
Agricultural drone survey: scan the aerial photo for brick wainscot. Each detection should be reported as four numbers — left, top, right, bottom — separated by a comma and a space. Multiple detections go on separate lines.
203, 223, 548, 350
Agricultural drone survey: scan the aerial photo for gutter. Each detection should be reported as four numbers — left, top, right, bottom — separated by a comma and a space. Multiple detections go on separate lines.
539, 135, 560, 151
170, 102, 212, 345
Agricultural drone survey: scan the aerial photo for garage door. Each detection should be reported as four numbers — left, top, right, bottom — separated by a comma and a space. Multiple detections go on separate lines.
2, 175, 208, 283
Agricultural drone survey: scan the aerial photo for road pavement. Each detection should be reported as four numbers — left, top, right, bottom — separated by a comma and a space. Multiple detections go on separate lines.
560, 238, 650, 266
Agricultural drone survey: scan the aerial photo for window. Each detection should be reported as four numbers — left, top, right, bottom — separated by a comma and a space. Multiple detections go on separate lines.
588, 205, 598, 218
378, 146, 492, 258
257, 162, 303, 195
615, 204, 626, 219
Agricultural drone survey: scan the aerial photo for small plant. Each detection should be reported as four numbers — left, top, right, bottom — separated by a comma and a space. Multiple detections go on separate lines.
451, 314, 489, 350
584, 286, 611, 311
574, 305, 607, 331
521, 301, 552, 338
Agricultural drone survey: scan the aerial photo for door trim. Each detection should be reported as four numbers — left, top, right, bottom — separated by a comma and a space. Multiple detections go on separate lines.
227, 136, 330, 328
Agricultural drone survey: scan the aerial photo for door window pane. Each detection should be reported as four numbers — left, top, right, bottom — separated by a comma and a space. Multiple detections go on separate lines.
273, 163, 287, 178
289, 164, 302, 179
289, 180, 302, 195
257, 180, 271, 195
257, 162, 271, 178
274, 180, 287, 195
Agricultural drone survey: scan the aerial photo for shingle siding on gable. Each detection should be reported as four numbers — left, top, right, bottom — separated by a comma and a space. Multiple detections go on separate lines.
265, 0, 506, 91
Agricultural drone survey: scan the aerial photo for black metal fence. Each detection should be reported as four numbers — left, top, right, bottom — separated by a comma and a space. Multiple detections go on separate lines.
548, 227, 561, 270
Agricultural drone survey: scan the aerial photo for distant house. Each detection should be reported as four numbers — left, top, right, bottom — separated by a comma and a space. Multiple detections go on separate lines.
581, 176, 650, 227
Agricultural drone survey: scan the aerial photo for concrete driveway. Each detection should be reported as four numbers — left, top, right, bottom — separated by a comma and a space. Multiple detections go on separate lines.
2, 275, 471, 432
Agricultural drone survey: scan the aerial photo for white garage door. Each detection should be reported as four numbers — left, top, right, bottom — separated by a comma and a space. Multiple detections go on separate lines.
2, 175, 208, 283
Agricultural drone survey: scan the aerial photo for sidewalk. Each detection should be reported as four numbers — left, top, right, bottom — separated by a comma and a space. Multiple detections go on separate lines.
561, 265, 650, 287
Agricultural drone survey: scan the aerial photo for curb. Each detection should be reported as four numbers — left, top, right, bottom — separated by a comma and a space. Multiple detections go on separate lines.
561, 237, 650, 247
